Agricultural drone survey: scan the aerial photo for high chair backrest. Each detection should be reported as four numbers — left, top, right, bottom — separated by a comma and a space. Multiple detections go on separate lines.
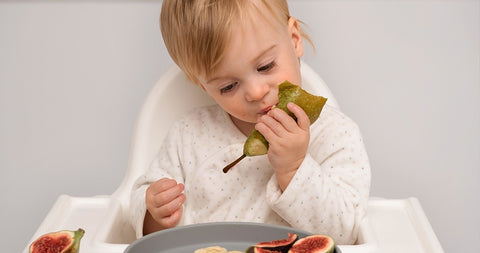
112, 61, 340, 210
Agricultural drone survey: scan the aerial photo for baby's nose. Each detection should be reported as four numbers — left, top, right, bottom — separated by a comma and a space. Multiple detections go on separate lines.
245, 82, 270, 102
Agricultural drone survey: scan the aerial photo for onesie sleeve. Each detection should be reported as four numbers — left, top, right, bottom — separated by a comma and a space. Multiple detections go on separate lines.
265, 107, 371, 245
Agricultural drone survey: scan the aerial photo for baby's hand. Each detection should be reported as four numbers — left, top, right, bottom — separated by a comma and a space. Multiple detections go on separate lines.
145, 178, 186, 231
255, 102, 310, 190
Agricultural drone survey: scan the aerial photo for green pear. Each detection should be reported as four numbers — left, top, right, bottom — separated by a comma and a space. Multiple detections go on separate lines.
223, 81, 327, 173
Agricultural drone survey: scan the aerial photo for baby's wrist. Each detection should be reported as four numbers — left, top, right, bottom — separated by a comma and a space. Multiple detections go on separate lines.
275, 167, 298, 192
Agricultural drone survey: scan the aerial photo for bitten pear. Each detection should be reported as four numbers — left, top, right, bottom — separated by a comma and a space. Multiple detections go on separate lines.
223, 81, 327, 173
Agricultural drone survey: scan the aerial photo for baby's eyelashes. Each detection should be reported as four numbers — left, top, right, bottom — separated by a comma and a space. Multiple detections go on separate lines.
220, 82, 238, 94
257, 61, 276, 72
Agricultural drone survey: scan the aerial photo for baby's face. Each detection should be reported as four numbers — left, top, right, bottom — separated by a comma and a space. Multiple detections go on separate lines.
199, 11, 304, 132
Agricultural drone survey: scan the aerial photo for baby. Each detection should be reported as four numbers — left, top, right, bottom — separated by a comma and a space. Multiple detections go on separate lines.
129, 0, 371, 245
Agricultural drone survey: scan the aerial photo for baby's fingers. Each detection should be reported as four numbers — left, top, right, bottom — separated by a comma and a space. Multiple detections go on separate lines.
287, 102, 310, 130
148, 183, 184, 207
155, 193, 186, 216
149, 178, 179, 194
156, 204, 184, 229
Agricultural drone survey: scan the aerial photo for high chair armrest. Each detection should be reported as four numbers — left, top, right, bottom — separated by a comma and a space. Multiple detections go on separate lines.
23, 195, 129, 253
354, 197, 444, 253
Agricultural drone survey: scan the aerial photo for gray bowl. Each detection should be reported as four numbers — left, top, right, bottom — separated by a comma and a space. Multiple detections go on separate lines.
124, 222, 341, 253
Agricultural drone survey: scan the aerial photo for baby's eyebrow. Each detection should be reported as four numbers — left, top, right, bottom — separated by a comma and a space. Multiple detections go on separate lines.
206, 75, 226, 85
206, 44, 277, 84
250, 44, 277, 65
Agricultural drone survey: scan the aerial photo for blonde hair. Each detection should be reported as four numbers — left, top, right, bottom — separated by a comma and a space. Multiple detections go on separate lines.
160, 0, 312, 85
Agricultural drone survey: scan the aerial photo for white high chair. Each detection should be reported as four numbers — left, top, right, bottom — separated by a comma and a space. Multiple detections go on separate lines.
25, 62, 443, 253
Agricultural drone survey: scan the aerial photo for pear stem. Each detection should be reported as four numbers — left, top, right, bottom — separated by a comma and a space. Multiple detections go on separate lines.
222, 154, 246, 173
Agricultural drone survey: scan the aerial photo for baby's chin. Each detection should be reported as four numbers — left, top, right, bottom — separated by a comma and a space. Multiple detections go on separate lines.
228, 114, 256, 127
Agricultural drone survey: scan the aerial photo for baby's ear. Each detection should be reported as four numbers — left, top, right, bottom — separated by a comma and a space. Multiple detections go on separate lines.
288, 17, 304, 58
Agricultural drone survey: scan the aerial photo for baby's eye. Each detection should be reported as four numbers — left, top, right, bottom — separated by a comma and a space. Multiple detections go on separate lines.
220, 82, 238, 94
257, 61, 276, 72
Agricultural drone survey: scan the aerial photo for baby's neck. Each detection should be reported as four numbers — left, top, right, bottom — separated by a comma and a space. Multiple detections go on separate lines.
230, 115, 255, 136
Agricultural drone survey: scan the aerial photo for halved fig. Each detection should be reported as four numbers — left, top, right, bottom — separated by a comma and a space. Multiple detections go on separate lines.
254, 233, 298, 253
287, 235, 335, 253
29, 228, 85, 253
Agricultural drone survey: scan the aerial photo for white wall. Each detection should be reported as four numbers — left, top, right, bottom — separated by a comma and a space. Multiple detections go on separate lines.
1, 1, 478, 252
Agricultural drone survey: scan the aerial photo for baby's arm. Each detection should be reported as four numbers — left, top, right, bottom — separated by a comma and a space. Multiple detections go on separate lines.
265, 107, 371, 245
144, 178, 185, 235
129, 119, 187, 238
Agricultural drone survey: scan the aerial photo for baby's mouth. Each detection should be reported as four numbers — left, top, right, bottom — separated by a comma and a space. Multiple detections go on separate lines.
260, 103, 278, 114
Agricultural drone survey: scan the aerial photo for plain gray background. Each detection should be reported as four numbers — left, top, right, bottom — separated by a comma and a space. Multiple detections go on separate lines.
1, 0, 478, 252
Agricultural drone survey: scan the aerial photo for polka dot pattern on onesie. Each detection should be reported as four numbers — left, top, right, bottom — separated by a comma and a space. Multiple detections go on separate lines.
130, 104, 371, 245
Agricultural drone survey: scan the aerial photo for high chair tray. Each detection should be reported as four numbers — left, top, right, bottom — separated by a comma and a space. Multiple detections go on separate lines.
24, 196, 443, 253
124, 222, 341, 253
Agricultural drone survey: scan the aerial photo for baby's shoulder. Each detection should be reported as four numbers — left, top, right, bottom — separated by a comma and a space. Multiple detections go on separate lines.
312, 105, 361, 132
171, 104, 227, 131
180, 104, 225, 123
